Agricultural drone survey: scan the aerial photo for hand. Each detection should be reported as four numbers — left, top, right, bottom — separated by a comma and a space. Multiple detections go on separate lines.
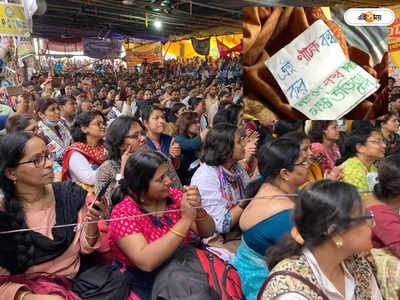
200, 128, 209, 141
169, 138, 181, 159
183, 185, 201, 210
311, 152, 325, 165
120, 144, 133, 175
87, 198, 108, 222
324, 166, 344, 181
180, 190, 196, 222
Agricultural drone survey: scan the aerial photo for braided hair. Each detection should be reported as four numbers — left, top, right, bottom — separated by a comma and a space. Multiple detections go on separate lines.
0, 132, 35, 274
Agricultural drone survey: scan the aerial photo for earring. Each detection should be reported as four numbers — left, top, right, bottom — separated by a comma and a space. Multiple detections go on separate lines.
335, 240, 343, 248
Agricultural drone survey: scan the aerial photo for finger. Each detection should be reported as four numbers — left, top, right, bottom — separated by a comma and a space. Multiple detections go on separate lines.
171, 137, 175, 145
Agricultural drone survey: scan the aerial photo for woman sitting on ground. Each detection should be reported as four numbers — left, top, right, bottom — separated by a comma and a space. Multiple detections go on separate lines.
0, 132, 129, 300
36, 97, 72, 166
338, 127, 386, 198
376, 112, 400, 156
234, 139, 309, 300
280, 131, 344, 188
109, 150, 215, 300
61, 111, 107, 193
364, 154, 400, 299
259, 180, 382, 300
309, 120, 341, 174
174, 112, 209, 186
191, 123, 250, 262
95, 116, 147, 206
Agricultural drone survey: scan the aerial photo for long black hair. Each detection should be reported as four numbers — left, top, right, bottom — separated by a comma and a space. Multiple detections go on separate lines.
309, 120, 335, 143
246, 139, 300, 198
70, 110, 106, 143
105, 116, 144, 161
266, 180, 363, 270
111, 150, 168, 206
0, 132, 36, 274
212, 104, 242, 127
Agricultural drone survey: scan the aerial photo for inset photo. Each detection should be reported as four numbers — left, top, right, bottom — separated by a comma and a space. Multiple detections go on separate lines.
243, 7, 390, 120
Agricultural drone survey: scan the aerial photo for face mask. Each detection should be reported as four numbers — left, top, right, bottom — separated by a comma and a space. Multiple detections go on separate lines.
337, 120, 343, 128
46, 119, 58, 127
120, 101, 124, 108
77, 100, 81, 106
233, 94, 240, 102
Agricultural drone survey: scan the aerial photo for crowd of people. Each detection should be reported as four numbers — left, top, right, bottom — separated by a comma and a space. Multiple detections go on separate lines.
1, 56, 400, 299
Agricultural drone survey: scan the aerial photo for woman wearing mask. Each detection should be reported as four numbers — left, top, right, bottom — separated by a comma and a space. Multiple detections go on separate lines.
36, 97, 72, 166
259, 180, 382, 300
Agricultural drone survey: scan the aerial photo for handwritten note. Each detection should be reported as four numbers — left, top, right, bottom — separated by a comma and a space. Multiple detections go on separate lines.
265, 20, 380, 119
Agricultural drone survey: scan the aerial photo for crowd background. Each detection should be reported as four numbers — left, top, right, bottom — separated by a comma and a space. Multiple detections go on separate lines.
2, 52, 400, 300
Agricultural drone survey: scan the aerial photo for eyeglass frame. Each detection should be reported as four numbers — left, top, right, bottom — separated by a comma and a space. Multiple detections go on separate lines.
347, 211, 375, 227
16, 152, 53, 169
294, 160, 309, 168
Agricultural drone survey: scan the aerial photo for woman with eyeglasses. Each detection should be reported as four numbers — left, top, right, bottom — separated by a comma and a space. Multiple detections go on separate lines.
35, 97, 72, 166
95, 116, 147, 207
337, 127, 386, 199
191, 123, 250, 262
0, 132, 129, 300
258, 180, 382, 300
61, 111, 107, 194
364, 154, 400, 299
233, 139, 309, 300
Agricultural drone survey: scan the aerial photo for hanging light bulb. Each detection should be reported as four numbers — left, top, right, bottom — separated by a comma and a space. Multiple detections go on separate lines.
122, 0, 134, 5
154, 20, 162, 29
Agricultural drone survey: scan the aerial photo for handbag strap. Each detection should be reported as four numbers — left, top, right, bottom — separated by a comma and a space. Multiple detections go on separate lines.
257, 270, 329, 300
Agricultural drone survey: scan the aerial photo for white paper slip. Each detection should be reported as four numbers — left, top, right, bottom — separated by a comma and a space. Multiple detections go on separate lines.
265, 19, 379, 119
293, 61, 379, 119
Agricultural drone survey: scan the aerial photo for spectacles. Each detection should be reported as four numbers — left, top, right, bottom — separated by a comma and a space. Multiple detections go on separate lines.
17, 152, 52, 168
125, 131, 146, 140
368, 139, 386, 145
294, 160, 309, 168
348, 211, 375, 228
91, 120, 106, 128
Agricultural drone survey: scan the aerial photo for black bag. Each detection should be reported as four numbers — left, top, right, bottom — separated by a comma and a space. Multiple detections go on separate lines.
151, 245, 243, 300
71, 264, 130, 300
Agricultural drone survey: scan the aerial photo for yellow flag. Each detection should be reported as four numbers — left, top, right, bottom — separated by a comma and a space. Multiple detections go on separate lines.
145, 13, 148, 28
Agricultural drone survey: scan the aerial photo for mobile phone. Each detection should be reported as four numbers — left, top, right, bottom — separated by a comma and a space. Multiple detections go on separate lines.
91, 180, 112, 211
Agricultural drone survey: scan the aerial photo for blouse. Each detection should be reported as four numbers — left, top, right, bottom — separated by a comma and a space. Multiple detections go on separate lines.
275, 249, 382, 300
109, 187, 189, 268
0, 193, 100, 299
191, 163, 250, 233
368, 204, 400, 258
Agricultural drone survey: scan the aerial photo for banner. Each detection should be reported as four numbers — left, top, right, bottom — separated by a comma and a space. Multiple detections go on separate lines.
125, 42, 162, 66
191, 38, 210, 56
83, 38, 121, 59
41, 38, 83, 53
389, 6, 400, 52
0, 4, 29, 36
217, 39, 242, 58
18, 37, 35, 59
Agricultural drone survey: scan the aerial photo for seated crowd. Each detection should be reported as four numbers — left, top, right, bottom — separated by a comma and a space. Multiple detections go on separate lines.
0, 62, 399, 299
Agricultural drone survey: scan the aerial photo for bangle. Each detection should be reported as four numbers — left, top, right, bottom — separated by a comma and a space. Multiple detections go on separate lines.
170, 228, 186, 239
19, 291, 32, 300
